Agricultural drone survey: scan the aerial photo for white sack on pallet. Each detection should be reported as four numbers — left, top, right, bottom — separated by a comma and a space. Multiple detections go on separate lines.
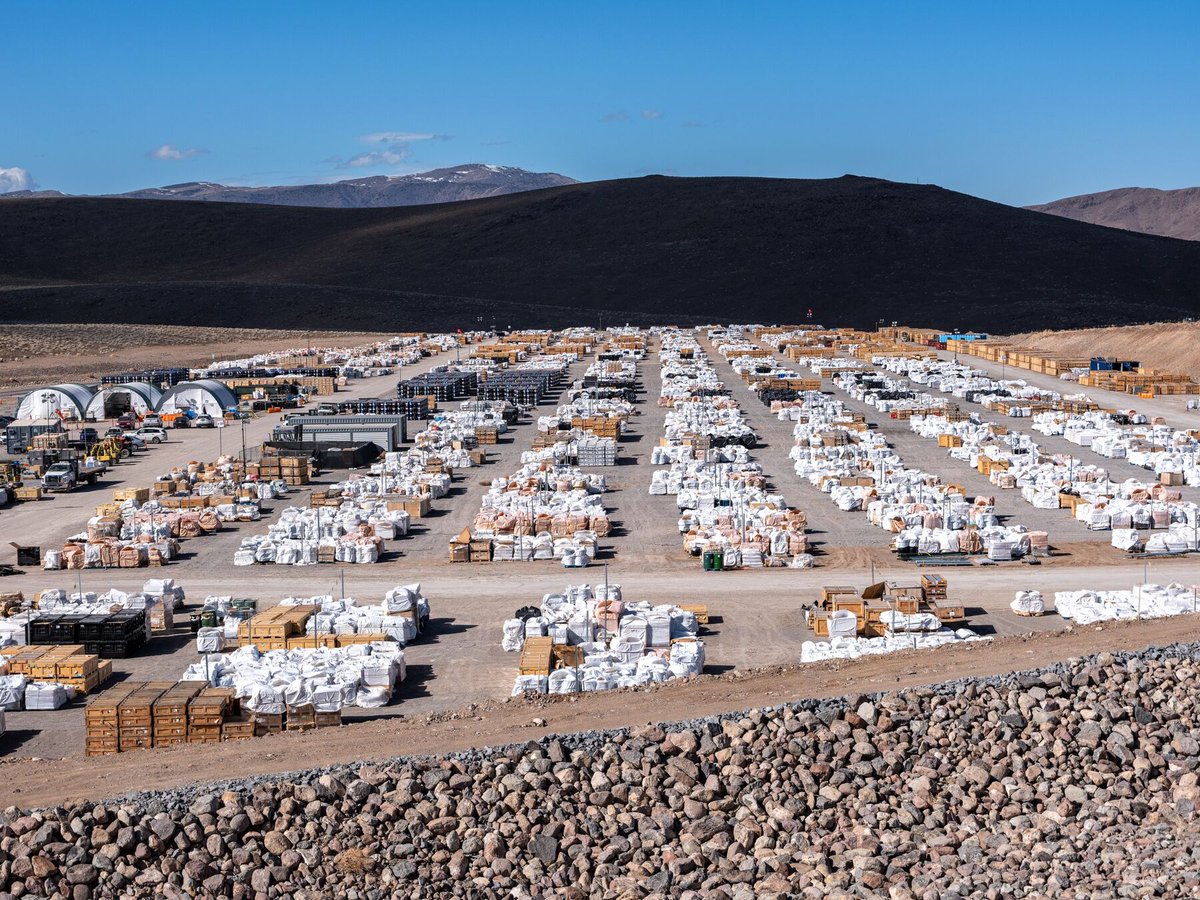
0, 675, 27, 710
667, 640, 705, 678
512, 675, 548, 696
1110, 529, 1142, 551
881, 611, 941, 633
828, 610, 858, 638
548, 668, 579, 694
25, 682, 74, 710
195, 628, 225, 653
1011, 591, 1045, 615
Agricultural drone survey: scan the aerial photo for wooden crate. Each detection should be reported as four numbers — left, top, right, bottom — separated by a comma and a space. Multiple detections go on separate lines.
518, 636, 554, 676
221, 713, 255, 741
253, 712, 284, 736
928, 601, 965, 623
820, 586, 858, 606
680, 603, 709, 625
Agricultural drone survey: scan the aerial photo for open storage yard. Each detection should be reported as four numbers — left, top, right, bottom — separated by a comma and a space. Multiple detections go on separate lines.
1, 322, 1199, 807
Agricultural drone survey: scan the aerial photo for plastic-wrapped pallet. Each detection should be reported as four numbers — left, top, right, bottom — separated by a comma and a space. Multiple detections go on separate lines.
523, 617, 548, 639
512, 675, 548, 696
645, 609, 672, 647
25, 682, 73, 710
619, 614, 648, 644
881, 611, 941, 633
0, 675, 27, 710
828, 610, 858, 638
196, 628, 226, 653
548, 668, 579, 694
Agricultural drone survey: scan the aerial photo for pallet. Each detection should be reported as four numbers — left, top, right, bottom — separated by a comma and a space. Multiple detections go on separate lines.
518, 636, 554, 676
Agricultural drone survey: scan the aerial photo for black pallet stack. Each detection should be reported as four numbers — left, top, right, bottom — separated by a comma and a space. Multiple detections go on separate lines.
27, 611, 148, 658
757, 388, 804, 405
478, 369, 563, 405
338, 397, 431, 419
101, 368, 190, 388
397, 371, 478, 403
205, 366, 340, 379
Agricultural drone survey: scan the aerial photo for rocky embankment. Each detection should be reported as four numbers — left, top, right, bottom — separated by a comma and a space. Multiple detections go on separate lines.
4, 645, 1200, 898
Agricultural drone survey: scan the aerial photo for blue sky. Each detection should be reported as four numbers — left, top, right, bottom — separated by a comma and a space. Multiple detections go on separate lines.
2, 1, 1197, 205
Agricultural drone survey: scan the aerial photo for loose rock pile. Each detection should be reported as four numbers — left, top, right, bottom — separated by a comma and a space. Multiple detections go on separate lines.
5, 644, 1200, 898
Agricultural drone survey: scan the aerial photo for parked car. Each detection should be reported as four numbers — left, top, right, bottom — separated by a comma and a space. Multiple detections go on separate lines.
135, 427, 168, 444
77, 427, 100, 445
116, 412, 138, 429
121, 432, 147, 450
142, 414, 163, 428
172, 415, 191, 428
193, 414, 215, 428
104, 427, 124, 439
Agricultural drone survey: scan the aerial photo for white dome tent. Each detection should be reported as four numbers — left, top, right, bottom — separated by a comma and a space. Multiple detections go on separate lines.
85, 382, 164, 420
157, 380, 238, 418
15, 383, 95, 421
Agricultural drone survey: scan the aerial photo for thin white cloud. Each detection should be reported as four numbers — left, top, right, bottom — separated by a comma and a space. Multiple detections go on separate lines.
642, 110, 664, 120
326, 130, 451, 170
0, 166, 35, 193
359, 131, 451, 144
340, 147, 413, 169
601, 111, 630, 123
682, 119, 704, 128
148, 143, 206, 161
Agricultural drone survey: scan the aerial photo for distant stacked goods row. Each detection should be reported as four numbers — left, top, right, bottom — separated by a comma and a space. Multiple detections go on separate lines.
457, 349, 623, 566
234, 502, 401, 566
200, 332, 466, 381
40, 459, 278, 570
945, 337, 1200, 396
525, 354, 637, 466
648, 330, 811, 568
763, 344, 1039, 559
0, 580, 184, 648
502, 582, 706, 695
875, 354, 1200, 485
846, 353, 1200, 554
311, 399, 514, 523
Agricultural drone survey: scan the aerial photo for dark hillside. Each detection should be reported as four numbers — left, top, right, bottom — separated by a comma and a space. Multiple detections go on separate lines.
3, 175, 1199, 330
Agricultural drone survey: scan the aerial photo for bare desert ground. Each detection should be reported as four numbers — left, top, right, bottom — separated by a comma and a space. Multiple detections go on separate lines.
1006, 320, 1200, 374
0, 324, 391, 400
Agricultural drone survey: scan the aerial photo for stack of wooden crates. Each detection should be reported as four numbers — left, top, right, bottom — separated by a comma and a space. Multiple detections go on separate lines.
254, 455, 311, 486
84, 681, 257, 756
2, 645, 112, 694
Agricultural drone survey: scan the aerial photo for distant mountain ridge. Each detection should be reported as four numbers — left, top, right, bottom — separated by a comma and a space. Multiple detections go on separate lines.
1027, 186, 1200, 241
0, 164, 578, 208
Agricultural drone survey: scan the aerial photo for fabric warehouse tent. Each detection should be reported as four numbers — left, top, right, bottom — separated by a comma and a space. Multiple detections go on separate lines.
156, 380, 238, 417
85, 382, 164, 420
15, 383, 95, 421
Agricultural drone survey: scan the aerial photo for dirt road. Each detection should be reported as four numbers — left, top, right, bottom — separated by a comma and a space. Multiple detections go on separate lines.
4, 610, 1199, 809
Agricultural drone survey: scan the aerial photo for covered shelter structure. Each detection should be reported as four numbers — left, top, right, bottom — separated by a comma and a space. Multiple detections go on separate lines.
85, 382, 164, 420
15, 383, 95, 421
156, 379, 238, 418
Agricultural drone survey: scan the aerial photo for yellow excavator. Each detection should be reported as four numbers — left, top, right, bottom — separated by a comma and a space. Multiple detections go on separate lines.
90, 437, 130, 464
